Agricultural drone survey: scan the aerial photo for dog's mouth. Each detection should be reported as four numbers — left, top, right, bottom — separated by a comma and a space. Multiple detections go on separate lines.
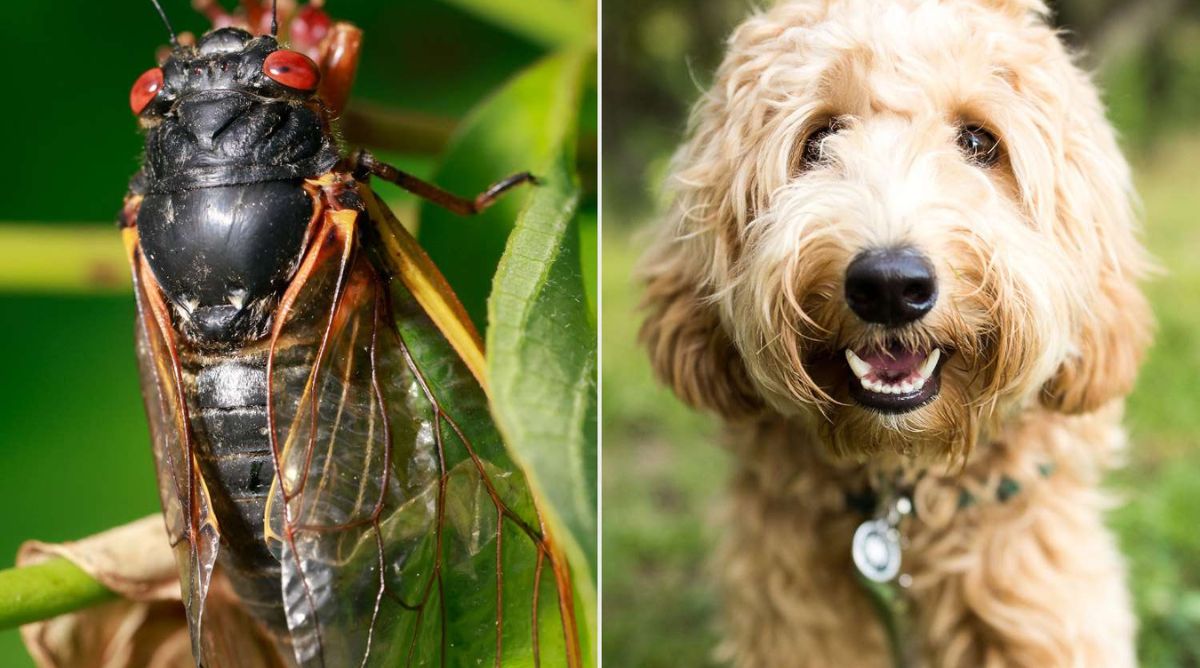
844, 343, 946, 414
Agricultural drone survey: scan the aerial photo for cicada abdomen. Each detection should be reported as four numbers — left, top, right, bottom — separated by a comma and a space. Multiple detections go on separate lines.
121, 2, 579, 666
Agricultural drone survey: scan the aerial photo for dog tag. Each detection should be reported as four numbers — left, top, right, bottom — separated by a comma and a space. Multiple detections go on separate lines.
852, 518, 901, 583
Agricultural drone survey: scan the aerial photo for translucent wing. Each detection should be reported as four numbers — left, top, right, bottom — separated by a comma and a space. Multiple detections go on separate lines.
263, 184, 580, 667
124, 226, 223, 666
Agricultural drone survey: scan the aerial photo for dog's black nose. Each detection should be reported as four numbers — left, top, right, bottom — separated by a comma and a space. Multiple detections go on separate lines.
844, 248, 937, 326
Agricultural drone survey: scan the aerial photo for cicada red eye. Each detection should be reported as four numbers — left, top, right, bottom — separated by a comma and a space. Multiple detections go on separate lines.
130, 67, 164, 115
263, 50, 320, 91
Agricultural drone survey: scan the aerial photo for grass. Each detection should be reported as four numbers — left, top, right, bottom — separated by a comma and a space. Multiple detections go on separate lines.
601, 226, 725, 667
600, 134, 1200, 667
1114, 134, 1200, 665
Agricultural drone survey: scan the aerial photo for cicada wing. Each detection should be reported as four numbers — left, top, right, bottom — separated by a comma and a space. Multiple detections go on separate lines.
125, 227, 222, 666
267, 202, 576, 668
360, 185, 486, 388
381, 253, 574, 668
259, 209, 394, 666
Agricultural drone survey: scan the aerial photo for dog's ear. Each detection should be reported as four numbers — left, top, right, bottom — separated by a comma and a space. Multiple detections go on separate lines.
639, 241, 763, 420
1037, 64, 1153, 415
1040, 274, 1150, 414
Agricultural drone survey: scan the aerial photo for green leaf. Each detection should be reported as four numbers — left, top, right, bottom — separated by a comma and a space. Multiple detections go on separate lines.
420, 44, 595, 664
435, 0, 592, 49
418, 53, 589, 332
484, 46, 597, 663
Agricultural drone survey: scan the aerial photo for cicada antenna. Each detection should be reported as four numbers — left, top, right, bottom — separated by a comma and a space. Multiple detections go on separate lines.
270, 0, 279, 36
150, 0, 179, 46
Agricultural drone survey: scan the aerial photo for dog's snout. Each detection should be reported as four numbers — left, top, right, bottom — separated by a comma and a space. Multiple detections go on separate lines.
844, 248, 937, 326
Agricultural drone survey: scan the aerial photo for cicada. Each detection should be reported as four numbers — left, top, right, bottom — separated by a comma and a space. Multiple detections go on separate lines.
119, 1, 580, 666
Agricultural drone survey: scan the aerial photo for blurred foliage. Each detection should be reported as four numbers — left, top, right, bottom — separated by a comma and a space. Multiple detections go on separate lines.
0, 1, 595, 666
602, 234, 726, 667
601, 1, 1200, 666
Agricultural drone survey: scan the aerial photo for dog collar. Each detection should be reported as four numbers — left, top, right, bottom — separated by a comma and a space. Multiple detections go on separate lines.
851, 479, 917, 667
845, 462, 1058, 525
849, 462, 1058, 667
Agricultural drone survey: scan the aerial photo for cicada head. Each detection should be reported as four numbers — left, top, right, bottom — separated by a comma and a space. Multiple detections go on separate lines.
133, 28, 323, 114
130, 28, 339, 189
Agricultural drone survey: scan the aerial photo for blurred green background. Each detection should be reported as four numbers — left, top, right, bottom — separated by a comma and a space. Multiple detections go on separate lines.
601, 1, 1200, 666
0, 1, 594, 665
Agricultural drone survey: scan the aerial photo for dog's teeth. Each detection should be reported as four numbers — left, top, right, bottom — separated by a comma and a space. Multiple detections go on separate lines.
861, 378, 930, 395
856, 349, 938, 397
845, 349, 872, 379
919, 349, 942, 378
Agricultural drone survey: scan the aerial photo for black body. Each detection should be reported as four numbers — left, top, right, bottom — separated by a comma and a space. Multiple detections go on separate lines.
135, 27, 337, 344
180, 347, 311, 638
132, 27, 338, 639
185, 353, 284, 629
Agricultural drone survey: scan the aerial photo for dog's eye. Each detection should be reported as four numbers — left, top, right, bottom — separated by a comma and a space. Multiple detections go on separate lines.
799, 122, 838, 169
957, 125, 1000, 166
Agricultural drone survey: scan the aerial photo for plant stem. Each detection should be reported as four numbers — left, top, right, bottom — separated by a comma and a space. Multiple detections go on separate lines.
0, 558, 116, 630
0, 225, 128, 293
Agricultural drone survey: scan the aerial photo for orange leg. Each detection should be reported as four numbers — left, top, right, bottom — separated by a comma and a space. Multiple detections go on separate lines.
351, 149, 537, 216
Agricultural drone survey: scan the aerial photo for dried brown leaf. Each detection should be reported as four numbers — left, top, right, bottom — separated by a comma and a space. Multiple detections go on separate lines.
17, 516, 286, 668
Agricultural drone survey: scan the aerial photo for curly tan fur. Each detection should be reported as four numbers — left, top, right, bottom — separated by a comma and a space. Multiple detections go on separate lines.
638, 0, 1152, 665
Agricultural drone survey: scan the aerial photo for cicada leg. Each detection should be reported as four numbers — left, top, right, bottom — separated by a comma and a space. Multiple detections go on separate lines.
350, 149, 537, 216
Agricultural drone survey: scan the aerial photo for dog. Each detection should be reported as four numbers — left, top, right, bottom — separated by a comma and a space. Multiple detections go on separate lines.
638, 0, 1152, 665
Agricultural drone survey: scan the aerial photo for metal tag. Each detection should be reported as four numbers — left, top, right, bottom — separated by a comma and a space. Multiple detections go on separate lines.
852, 518, 902, 583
